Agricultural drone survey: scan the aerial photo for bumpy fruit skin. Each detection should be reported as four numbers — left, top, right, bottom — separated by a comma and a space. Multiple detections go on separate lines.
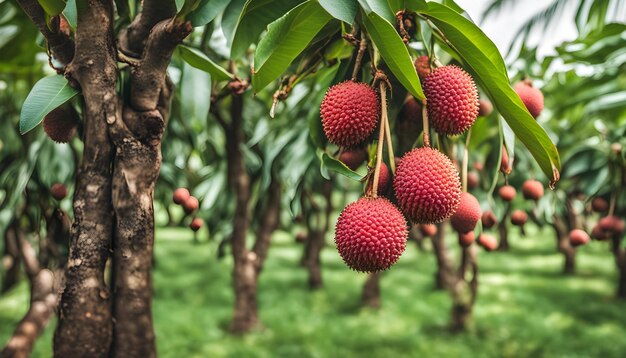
51, 183, 68, 200
414, 55, 431, 79
514, 81, 544, 119
394, 147, 461, 224
458, 231, 475, 247
419, 224, 437, 237
183, 196, 199, 214
478, 234, 498, 251
500, 146, 512, 175
423, 65, 479, 135
321, 81, 379, 147
498, 185, 516, 202
467, 171, 479, 190
335, 197, 408, 272
591, 197, 609, 213
599, 215, 626, 236
510, 210, 528, 226
377, 162, 391, 195
43, 107, 79, 143
522, 180, 544, 201
478, 99, 493, 117
481, 210, 497, 229
451, 192, 482, 233
190, 218, 203, 232
569, 229, 590, 247
173, 187, 191, 205
339, 148, 368, 171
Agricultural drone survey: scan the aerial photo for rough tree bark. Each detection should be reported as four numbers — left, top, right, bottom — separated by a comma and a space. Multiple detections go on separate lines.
552, 212, 577, 275
449, 245, 478, 332
431, 223, 454, 290
362, 272, 381, 308
497, 202, 512, 251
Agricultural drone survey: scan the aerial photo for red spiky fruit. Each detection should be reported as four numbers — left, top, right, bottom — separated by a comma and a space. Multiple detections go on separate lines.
43, 107, 79, 143
419, 224, 437, 237
477, 234, 498, 251
522, 180, 544, 201
591, 197, 608, 213
459, 231, 475, 247
499, 185, 516, 202
451, 192, 482, 233
599, 215, 626, 236
173, 188, 190, 205
414, 55, 431, 79
514, 81, 544, 119
399, 96, 422, 123
510, 210, 528, 226
569, 229, 589, 247
190, 218, 203, 232
467, 171, 479, 190
51, 183, 67, 200
339, 148, 368, 171
183, 196, 199, 214
394, 147, 461, 224
423, 65, 479, 135
377, 162, 391, 195
334, 197, 408, 272
478, 99, 493, 117
481, 210, 497, 229
500, 146, 512, 175
591, 224, 609, 241
320, 81, 379, 147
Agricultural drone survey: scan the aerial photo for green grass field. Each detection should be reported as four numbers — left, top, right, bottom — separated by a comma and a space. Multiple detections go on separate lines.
2, 225, 626, 357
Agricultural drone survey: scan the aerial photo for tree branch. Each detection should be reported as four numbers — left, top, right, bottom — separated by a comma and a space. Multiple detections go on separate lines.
119, 0, 178, 56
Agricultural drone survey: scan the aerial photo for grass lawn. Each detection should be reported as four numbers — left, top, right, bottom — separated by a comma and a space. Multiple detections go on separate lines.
2, 225, 626, 357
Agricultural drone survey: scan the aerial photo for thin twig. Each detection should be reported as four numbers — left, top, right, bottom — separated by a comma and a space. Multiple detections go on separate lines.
384, 106, 395, 175
372, 82, 388, 197
422, 99, 430, 147
462, 128, 472, 192
351, 33, 367, 81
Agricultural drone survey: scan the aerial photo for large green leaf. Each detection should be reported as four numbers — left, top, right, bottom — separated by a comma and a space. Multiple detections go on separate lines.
20, 75, 79, 134
321, 153, 363, 181
178, 45, 234, 82
318, 0, 358, 24
361, 9, 425, 100
252, 1, 332, 92
180, 62, 212, 123
230, 0, 304, 58
38, 0, 67, 17
187, 0, 230, 27
417, 2, 560, 185
357, 0, 394, 23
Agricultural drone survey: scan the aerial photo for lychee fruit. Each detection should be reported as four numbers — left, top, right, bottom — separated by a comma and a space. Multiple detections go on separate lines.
591, 197, 608, 213
467, 171, 479, 190
43, 106, 79, 143
295, 232, 307, 243
183, 196, 199, 214
510, 210, 528, 226
591, 224, 609, 240
173, 187, 191, 205
514, 81, 544, 119
478, 99, 493, 117
481, 210, 497, 229
339, 148, 368, 171
320, 81, 379, 147
498, 185, 516, 202
474, 161, 484, 171
451, 192, 482, 233
522, 180, 544, 201
414, 55, 431, 79
399, 96, 422, 123
477, 234, 498, 251
598, 215, 626, 236
611, 143, 622, 155
500, 146, 512, 175
376, 162, 391, 195
190, 218, 203, 232
423, 65, 479, 135
394, 147, 461, 224
419, 224, 437, 237
458, 231, 475, 247
334, 197, 408, 272
569, 229, 590, 247
51, 183, 67, 200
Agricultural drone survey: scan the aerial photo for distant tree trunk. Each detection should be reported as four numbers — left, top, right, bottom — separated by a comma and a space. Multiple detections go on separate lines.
449, 245, 478, 332
303, 180, 332, 289
431, 223, 454, 289
498, 202, 512, 251
362, 272, 381, 308
2, 226, 20, 293
610, 233, 626, 299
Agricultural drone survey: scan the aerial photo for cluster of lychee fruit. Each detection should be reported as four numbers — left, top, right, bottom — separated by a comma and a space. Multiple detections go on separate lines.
588, 197, 625, 242
172, 188, 203, 232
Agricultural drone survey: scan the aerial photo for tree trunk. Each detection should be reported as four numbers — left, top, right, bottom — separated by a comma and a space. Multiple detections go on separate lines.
362, 272, 381, 308
304, 180, 331, 289
497, 202, 512, 251
617, 259, 626, 299
552, 215, 576, 275
449, 246, 478, 332
2, 226, 20, 293
610, 234, 626, 299
431, 223, 454, 290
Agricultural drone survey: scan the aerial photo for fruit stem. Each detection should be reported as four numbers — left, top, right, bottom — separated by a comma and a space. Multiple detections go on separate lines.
351, 33, 367, 81
462, 128, 472, 193
383, 101, 396, 175
372, 82, 388, 197
421, 99, 430, 147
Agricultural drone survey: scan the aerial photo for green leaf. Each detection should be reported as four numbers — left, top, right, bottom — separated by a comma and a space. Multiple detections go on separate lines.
361, 10, 425, 100
180, 62, 212, 123
63, 0, 77, 28
175, 0, 185, 12
231, 0, 304, 58
20, 75, 79, 134
321, 153, 363, 181
252, 1, 332, 92
357, 0, 394, 23
178, 45, 234, 82
318, 0, 358, 24
417, 2, 560, 185
221, 0, 247, 44
37, 0, 67, 17
187, 0, 230, 27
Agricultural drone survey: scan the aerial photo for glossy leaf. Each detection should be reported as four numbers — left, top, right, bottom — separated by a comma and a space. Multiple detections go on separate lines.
20, 75, 79, 134
319, 0, 358, 24
321, 153, 363, 181
178, 45, 234, 82
187, 0, 230, 27
38, 0, 67, 17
